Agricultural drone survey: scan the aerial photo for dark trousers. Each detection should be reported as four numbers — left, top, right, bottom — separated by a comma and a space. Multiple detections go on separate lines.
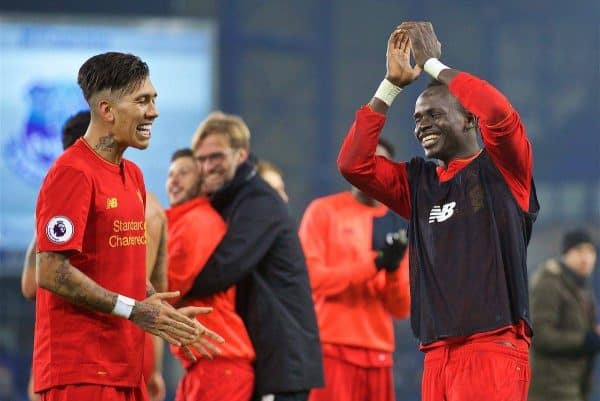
253, 391, 310, 401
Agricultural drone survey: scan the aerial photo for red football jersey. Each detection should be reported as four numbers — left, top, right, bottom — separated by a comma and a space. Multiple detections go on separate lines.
34, 138, 147, 391
166, 197, 255, 366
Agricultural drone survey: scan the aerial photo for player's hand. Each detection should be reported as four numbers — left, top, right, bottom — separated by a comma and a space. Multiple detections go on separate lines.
385, 27, 421, 87
130, 291, 203, 346
27, 373, 41, 401
374, 229, 408, 272
399, 21, 441, 68
176, 305, 225, 362
147, 371, 166, 401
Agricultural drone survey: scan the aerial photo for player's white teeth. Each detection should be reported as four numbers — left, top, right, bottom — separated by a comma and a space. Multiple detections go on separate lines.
137, 124, 152, 138
422, 134, 439, 147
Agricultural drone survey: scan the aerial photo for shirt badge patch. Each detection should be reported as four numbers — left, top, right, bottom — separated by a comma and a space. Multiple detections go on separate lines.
46, 216, 74, 244
106, 197, 118, 209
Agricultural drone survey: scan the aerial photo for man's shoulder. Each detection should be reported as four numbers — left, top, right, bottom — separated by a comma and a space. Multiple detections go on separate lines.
52, 141, 89, 169
530, 259, 563, 288
46, 147, 93, 182
540, 259, 562, 275
404, 157, 439, 182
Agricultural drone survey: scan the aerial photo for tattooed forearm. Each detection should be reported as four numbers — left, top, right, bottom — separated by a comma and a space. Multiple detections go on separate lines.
54, 258, 72, 292
146, 280, 157, 297
94, 133, 117, 152
130, 301, 160, 329
37, 251, 118, 314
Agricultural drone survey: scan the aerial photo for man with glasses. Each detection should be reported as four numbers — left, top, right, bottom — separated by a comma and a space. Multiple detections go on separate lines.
184, 111, 324, 401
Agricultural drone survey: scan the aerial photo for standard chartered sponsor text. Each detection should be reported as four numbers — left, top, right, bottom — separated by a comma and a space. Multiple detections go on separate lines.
109, 219, 146, 248
113, 219, 145, 232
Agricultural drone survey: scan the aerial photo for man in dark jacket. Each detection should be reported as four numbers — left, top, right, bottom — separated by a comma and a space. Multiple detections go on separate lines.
530, 229, 599, 401
185, 111, 324, 401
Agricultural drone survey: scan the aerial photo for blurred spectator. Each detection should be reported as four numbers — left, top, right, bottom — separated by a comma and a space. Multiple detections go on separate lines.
300, 139, 410, 401
186, 111, 323, 401
530, 229, 599, 401
256, 160, 289, 203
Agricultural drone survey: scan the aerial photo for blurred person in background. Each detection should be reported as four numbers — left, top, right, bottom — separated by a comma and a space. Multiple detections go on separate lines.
338, 22, 538, 401
300, 138, 410, 401
33, 52, 221, 401
165, 148, 255, 401
142, 192, 168, 401
21, 110, 169, 401
529, 229, 599, 401
256, 160, 289, 203
185, 111, 323, 401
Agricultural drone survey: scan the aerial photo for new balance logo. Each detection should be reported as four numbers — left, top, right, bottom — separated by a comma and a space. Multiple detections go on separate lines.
106, 197, 118, 209
429, 202, 456, 223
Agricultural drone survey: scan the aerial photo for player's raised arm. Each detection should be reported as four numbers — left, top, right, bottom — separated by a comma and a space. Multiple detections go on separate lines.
401, 21, 532, 211
368, 27, 422, 114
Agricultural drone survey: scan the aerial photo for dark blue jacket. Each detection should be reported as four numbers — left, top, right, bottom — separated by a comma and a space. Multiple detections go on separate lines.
186, 161, 324, 394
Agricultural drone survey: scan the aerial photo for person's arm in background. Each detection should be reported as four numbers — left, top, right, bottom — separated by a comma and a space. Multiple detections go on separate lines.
298, 200, 378, 297
144, 193, 168, 401
401, 21, 532, 211
146, 193, 167, 292
372, 251, 410, 319
167, 202, 227, 305
185, 192, 281, 298
21, 234, 37, 300
337, 28, 420, 219
147, 335, 166, 401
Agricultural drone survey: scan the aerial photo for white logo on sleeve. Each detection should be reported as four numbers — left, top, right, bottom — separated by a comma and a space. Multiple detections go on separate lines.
429, 202, 456, 223
46, 216, 74, 244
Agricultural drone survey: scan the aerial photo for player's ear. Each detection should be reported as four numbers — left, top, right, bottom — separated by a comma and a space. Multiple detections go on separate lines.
237, 147, 249, 163
97, 98, 115, 123
464, 111, 477, 131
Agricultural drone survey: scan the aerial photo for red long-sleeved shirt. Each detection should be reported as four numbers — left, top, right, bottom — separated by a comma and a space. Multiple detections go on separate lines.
166, 197, 255, 365
337, 72, 533, 347
299, 192, 410, 359
338, 72, 532, 215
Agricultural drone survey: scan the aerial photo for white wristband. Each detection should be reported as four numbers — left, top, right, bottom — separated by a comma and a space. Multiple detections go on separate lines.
373, 79, 403, 106
423, 58, 449, 80
112, 294, 135, 319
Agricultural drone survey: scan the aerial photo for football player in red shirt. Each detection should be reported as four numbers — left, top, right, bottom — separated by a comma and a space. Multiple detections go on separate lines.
338, 23, 538, 401
300, 139, 410, 401
34, 52, 222, 401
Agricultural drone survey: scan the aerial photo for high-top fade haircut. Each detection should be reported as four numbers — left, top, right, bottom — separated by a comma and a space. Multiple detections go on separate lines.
77, 52, 149, 104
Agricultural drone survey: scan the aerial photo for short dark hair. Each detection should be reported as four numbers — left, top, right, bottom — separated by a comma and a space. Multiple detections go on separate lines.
62, 110, 90, 150
171, 148, 195, 162
378, 138, 395, 158
77, 52, 149, 102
